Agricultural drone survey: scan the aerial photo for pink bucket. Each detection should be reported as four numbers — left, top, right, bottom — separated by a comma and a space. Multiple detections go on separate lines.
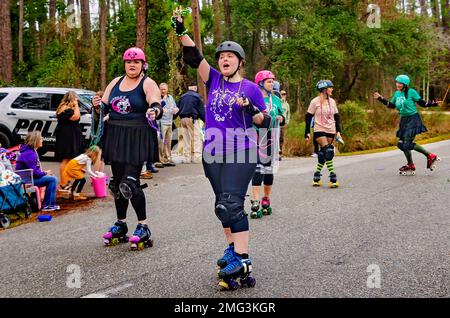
91, 172, 107, 198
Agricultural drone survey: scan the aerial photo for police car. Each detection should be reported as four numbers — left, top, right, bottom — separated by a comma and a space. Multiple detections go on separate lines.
0, 87, 95, 156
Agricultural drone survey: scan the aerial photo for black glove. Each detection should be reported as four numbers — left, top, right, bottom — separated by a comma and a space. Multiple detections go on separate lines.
171, 14, 187, 37
241, 93, 260, 116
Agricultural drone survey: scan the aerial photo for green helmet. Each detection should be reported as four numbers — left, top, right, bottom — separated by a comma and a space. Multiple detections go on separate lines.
395, 75, 410, 86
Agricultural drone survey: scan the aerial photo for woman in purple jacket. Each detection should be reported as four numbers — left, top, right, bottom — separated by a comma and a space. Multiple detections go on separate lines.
16, 131, 59, 212
172, 8, 270, 290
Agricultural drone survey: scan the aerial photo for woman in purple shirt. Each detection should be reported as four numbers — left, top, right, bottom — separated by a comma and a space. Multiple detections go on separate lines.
172, 8, 268, 290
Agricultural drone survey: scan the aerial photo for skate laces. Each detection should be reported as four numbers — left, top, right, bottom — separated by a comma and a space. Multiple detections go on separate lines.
133, 225, 149, 237
223, 245, 235, 259
222, 255, 243, 272
110, 222, 125, 234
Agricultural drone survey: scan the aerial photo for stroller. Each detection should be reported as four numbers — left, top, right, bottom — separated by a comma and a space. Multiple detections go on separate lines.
0, 169, 33, 229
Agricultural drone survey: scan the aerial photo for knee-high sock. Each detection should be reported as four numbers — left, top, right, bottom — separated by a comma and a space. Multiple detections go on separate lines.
413, 144, 430, 157
325, 160, 335, 173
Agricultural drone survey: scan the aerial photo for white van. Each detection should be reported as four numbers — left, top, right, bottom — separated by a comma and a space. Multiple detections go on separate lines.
0, 87, 95, 156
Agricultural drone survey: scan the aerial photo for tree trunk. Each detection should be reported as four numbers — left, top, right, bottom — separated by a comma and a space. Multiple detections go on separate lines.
431, 0, 442, 27
80, 0, 91, 42
100, 0, 108, 90
0, 0, 13, 83
136, 0, 148, 49
419, 0, 428, 16
191, 0, 206, 101
18, 0, 24, 63
49, 0, 57, 23
441, 0, 449, 32
212, 0, 223, 46
223, 0, 232, 40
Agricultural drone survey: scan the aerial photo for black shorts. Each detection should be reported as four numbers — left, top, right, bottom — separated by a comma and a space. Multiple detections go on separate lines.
314, 131, 336, 140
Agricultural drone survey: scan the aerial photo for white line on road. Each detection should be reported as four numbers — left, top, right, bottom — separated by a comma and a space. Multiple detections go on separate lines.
81, 283, 134, 298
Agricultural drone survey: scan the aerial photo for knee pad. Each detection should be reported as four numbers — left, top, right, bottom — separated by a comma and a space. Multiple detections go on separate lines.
214, 193, 246, 225
263, 174, 274, 186
322, 144, 335, 161
252, 172, 263, 186
119, 176, 146, 200
108, 178, 122, 199
318, 149, 325, 164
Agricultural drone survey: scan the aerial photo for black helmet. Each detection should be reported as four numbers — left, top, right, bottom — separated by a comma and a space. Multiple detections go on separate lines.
215, 41, 245, 60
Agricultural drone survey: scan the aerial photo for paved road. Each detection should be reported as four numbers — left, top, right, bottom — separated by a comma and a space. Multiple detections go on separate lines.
1, 141, 449, 298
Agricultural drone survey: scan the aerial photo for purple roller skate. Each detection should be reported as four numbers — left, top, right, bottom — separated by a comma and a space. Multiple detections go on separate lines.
103, 220, 128, 246
129, 223, 153, 251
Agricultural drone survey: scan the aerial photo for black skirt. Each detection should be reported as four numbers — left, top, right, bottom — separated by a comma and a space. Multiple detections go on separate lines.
54, 122, 82, 160
103, 118, 158, 166
396, 113, 427, 139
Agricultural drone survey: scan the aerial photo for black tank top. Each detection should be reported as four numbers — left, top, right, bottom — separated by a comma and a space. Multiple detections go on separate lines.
108, 76, 148, 120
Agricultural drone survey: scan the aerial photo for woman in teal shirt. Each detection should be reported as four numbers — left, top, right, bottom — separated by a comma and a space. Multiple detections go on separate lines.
250, 70, 285, 218
373, 75, 440, 175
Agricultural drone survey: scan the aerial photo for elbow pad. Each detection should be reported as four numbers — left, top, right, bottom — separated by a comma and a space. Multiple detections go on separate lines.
334, 113, 341, 133
183, 46, 204, 69
305, 112, 313, 138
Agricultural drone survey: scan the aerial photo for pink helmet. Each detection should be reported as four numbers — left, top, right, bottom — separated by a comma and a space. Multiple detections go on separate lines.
254, 70, 275, 86
123, 47, 146, 62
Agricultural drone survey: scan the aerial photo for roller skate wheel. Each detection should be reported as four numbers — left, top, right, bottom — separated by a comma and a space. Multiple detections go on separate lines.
240, 276, 256, 288
218, 280, 229, 290
412, 171, 416, 175
250, 212, 257, 219
103, 239, 110, 245
146, 239, 154, 248
130, 243, 138, 250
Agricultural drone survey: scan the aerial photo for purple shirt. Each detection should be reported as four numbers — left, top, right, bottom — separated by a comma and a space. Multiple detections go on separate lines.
204, 67, 266, 155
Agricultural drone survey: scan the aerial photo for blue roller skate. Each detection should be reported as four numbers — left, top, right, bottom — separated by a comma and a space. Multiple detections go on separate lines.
102, 220, 129, 246
217, 243, 235, 269
130, 223, 153, 251
218, 254, 256, 291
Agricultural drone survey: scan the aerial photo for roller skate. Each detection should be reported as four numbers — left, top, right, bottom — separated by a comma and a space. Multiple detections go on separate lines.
312, 172, 322, 187
249, 199, 262, 219
399, 163, 416, 176
218, 254, 256, 291
260, 196, 272, 215
216, 243, 235, 274
102, 220, 129, 246
129, 223, 153, 251
426, 153, 440, 171
329, 172, 339, 188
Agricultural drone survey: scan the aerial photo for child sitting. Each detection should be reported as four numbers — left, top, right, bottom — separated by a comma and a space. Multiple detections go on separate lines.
61, 146, 102, 200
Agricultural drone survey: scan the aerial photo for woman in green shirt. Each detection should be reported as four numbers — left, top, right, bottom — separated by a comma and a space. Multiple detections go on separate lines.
373, 74, 440, 175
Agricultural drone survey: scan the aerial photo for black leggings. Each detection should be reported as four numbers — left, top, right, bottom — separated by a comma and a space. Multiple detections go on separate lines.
71, 178, 86, 193
202, 150, 256, 233
111, 162, 147, 221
